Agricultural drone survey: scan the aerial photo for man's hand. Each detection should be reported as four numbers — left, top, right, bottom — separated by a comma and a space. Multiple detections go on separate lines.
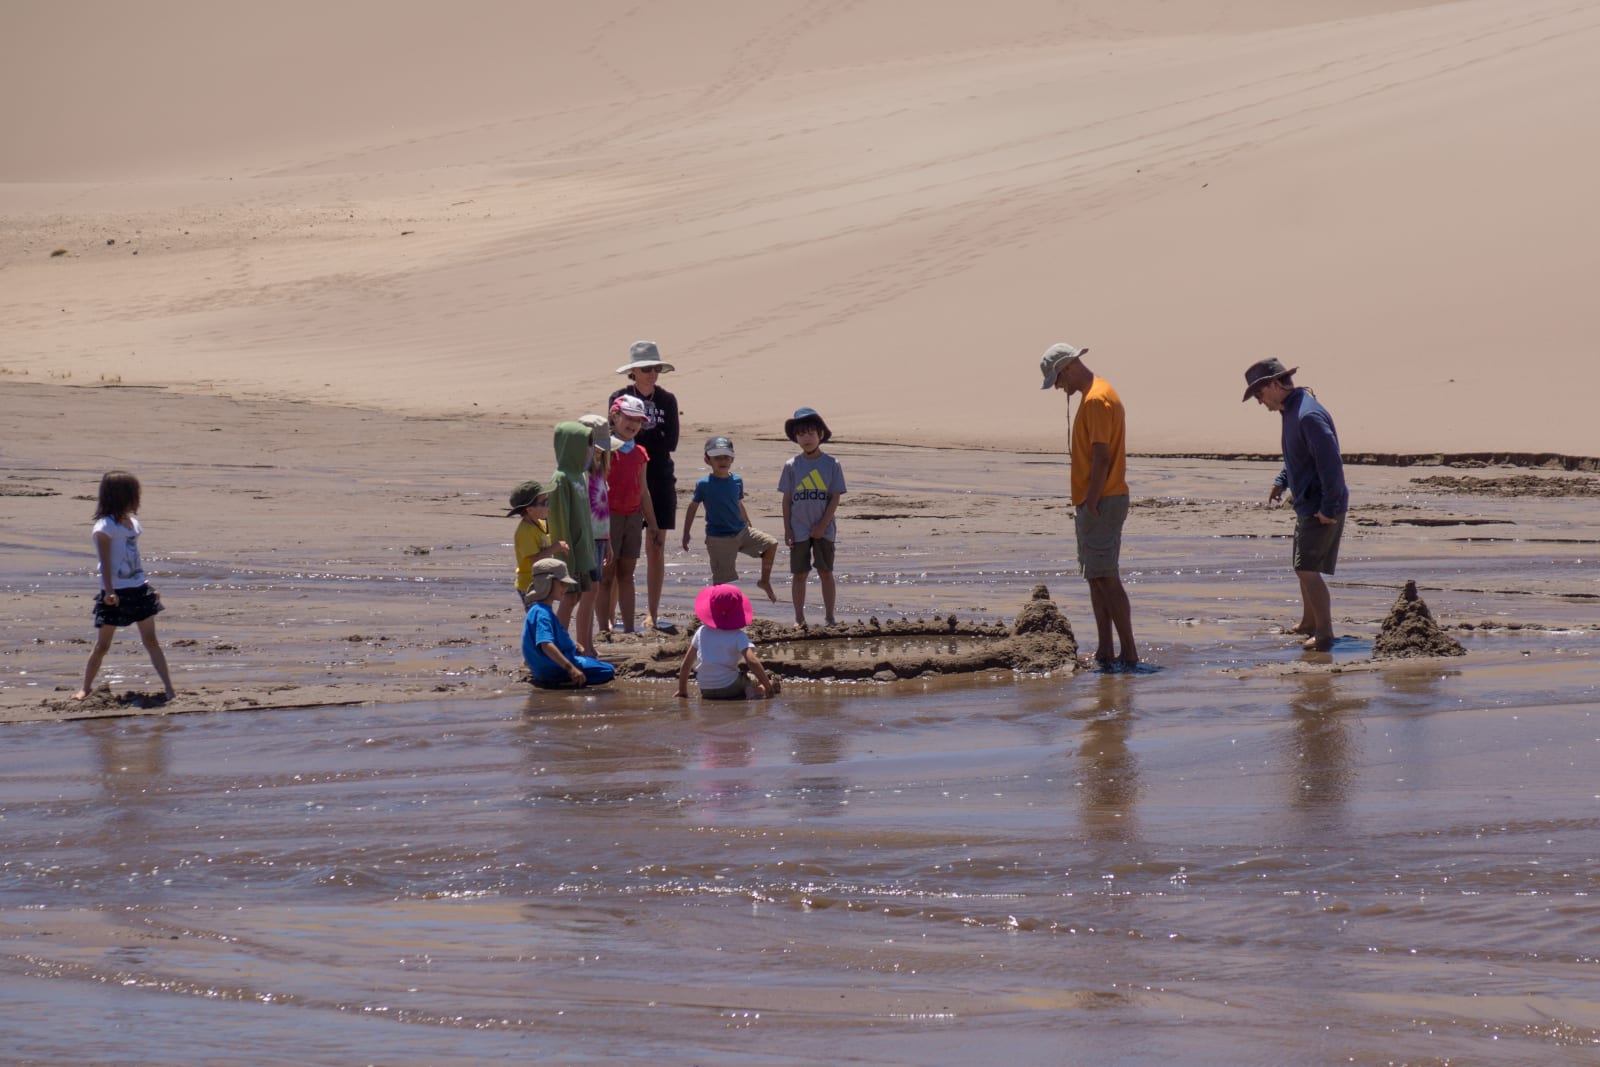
1268, 485, 1285, 505
681, 531, 691, 552
1315, 511, 1337, 526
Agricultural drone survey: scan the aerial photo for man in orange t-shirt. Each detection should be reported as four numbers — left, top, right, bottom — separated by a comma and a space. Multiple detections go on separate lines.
1040, 343, 1137, 667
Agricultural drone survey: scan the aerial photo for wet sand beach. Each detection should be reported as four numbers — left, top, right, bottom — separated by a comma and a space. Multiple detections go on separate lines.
6, 0, 1600, 1060
4, 381, 1599, 1063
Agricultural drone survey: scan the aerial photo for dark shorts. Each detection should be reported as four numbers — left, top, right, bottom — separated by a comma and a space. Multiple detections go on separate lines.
94, 584, 164, 628
1293, 513, 1345, 575
700, 679, 750, 701
790, 537, 835, 574
1073, 494, 1128, 579
646, 469, 676, 532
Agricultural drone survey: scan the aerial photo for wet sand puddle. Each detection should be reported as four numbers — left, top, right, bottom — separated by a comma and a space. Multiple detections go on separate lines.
3, 624, 1598, 1065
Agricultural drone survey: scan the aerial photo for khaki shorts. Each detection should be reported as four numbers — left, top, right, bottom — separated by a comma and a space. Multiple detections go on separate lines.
789, 537, 835, 575
706, 525, 778, 584
609, 511, 644, 561
1293, 513, 1345, 575
1073, 493, 1128, 579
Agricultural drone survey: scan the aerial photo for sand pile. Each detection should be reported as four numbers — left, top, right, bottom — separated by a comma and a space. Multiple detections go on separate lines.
1373, 581, 1466, 660
611, 587, 1078, 683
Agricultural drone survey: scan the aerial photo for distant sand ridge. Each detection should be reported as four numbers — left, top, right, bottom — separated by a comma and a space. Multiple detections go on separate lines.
3, 0, 1596, 453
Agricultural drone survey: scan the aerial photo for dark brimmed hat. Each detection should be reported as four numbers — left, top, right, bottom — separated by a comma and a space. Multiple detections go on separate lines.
784, 406, 832, 443
1241, 358, 1299, 402
704, 435, 735, 458
507, 479, 547, 516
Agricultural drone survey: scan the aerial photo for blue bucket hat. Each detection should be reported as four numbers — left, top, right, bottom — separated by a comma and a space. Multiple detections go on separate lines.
784, 407, 832, 443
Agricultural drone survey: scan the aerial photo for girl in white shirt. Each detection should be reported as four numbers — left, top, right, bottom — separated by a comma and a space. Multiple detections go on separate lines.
676, 585, 779, 701
73, 471, 176, 702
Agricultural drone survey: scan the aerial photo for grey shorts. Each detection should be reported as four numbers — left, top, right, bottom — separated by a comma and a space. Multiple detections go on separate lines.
609, 511, 644, 561
789, 537, 835, 575
706, 525, 778, 584
1293, 513, 1345, 575
1073, 494, 1128, 579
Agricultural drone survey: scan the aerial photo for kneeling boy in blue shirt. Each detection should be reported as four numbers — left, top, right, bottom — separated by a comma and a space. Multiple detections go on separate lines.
522, 558, 616, 688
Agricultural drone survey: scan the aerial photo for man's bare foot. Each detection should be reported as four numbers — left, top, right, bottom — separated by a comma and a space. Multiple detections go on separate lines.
756, 578, 777, 602
1288, 622, 1315, 636
1303, 635, 1334, 652
71, 689, 89, 701
1118, 654, 1139, 668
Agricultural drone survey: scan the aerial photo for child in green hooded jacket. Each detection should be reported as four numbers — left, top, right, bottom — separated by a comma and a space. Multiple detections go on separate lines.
548, 421, 598, 626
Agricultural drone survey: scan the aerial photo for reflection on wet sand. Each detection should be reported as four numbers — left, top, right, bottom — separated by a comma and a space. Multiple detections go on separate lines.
1074, 672, 1140, 845
1284, 672, 1365, 811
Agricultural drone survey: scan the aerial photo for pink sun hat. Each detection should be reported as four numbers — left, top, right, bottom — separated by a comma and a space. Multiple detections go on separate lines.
695, 584, 754, 631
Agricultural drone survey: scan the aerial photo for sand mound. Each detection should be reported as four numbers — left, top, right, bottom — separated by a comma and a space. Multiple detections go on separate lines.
1014, 584, 1076, 637
609, 588, 1078, 682
1373, 581, 1466, 660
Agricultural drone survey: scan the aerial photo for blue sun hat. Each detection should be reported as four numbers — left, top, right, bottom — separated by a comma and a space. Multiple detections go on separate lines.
784, 407, 832, 443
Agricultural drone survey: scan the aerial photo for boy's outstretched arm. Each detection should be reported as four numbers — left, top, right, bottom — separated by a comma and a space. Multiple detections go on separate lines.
676, 645, 697, 697
681, 500, 699, 552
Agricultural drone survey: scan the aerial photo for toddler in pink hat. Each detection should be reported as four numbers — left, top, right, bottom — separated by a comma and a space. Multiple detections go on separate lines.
676, 584, 780, 700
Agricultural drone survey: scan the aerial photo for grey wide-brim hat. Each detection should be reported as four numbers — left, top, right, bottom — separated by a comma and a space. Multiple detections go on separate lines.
615, 340, 676, 376
1241, 358, 1298, 402
1039, 342, 1087, 389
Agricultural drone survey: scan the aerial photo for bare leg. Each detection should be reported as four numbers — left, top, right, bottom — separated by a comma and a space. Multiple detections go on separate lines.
74, 625, 117, 700
136, 616, 176, 698
791, 571, 808, 625
756, 544, 777, 602
556, 588, 579, 628
616, 555, 639, 632
819, 569, 836, 625
574, 587, 598, 657
1088, 574, 1137, 665
598, 557, 617, 632
644, 529, 666, 627
1296, 570, 1334, 650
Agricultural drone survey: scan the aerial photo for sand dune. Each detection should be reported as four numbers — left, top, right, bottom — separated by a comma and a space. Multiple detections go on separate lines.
3, 0, 1595, 454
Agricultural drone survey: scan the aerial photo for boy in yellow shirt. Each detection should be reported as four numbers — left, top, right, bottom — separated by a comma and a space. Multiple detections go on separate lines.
508, 480, 567, 607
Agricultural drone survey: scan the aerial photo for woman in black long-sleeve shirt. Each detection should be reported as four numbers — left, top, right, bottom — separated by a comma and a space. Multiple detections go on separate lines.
610, 341, 681, 631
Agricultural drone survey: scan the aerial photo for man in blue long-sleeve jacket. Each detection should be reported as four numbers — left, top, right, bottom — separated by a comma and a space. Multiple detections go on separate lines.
1243, 358, 1348, 652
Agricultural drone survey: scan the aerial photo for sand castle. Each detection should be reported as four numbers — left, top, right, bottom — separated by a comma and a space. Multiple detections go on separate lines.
1373, 580, 1466, 660
610, 584, 1079, 683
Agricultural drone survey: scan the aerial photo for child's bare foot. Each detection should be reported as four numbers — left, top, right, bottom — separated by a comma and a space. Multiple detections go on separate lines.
824, 616, 837, 627
71, 689, 90, 701
756, 578, 777, 602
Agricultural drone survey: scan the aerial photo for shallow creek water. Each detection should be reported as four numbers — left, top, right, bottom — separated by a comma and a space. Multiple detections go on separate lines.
4, 628, 1598, 1065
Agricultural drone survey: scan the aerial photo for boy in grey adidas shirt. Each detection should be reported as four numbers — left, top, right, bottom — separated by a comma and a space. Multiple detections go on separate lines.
777, 407, 846, 627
